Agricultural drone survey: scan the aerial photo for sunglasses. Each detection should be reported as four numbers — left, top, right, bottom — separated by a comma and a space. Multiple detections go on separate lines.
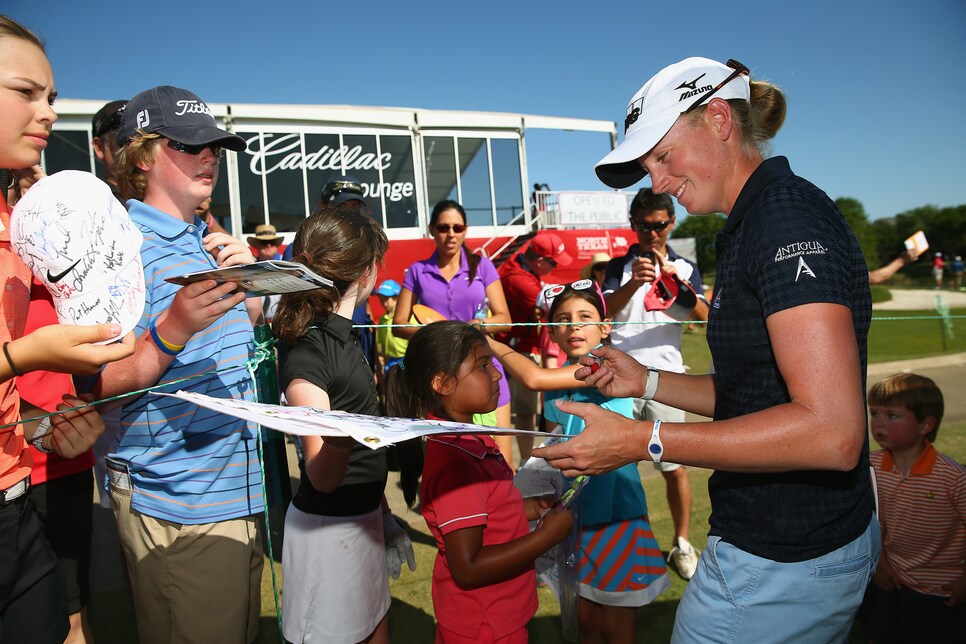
167, 139, 223, 159
542, 278, 607, 317
254, 239, 279, 247
630, 218, 673, 234
434, 223, 466, 234
683, 58, 750, 114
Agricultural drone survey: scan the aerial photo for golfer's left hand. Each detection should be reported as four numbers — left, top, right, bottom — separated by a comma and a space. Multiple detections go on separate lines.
532, 399, 647, 477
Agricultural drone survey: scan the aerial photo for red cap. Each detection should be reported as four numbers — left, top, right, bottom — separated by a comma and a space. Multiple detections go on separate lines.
529, 231, 573, 266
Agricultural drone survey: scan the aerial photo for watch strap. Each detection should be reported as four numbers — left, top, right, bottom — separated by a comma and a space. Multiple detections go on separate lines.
643, 368, 660, 401
29, 417, 54, 454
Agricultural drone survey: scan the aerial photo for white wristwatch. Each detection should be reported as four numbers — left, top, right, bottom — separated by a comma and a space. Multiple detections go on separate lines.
643, 368, 660, 401
647, 419, 664, 464
29, 417, 53, 454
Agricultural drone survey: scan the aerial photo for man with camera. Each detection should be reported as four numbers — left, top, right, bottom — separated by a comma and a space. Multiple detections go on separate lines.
602, 188, 709, 580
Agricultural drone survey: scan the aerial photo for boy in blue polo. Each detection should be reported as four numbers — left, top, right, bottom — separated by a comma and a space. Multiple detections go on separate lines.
93, 86, 263, 644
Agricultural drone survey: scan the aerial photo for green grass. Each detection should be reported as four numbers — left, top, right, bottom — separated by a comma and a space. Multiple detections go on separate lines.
868, 308, 966, 361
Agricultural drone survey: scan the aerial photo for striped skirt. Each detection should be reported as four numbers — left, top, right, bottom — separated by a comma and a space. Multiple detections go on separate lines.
578, 515, 670, 607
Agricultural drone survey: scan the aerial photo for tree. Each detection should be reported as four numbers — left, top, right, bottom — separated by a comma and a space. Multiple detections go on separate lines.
894, 205, 966, 256
672, 213, 726, 276
835, 197, 878, 268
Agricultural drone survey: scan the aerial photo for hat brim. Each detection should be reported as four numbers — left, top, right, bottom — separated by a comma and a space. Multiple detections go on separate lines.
247, 236, 284, 245
161, 125, 247, 152
330, 192, 367, 206
595, 110, 680, 189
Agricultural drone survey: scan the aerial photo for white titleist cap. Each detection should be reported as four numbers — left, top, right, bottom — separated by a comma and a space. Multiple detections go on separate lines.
595, 57, 750, 189
11, 171, 146, 341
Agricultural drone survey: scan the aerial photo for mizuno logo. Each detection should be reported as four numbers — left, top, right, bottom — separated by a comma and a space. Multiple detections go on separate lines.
675, 73, 706, 91
679, 85, 713, 101
47, 259, 81, 284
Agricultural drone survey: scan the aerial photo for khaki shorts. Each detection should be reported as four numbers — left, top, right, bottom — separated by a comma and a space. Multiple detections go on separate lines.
633, 397, 685, 473
110, 481, 263, 644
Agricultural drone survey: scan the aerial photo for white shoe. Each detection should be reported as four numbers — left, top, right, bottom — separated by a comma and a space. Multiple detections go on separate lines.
668, 536, 699, 580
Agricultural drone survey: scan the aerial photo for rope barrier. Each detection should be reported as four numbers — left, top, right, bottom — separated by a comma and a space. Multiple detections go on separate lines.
8, 313, 965, 431
355, 314, 966, 329
244, 332, 285, 643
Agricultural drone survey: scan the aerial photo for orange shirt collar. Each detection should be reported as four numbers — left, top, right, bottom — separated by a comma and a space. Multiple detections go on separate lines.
881, 441, 937, 475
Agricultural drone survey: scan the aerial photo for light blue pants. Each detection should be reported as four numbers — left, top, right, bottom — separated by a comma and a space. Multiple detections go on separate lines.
672, 518, 880, 644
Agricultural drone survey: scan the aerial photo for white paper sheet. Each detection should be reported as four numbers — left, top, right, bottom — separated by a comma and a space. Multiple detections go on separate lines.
156, 391, 551, 449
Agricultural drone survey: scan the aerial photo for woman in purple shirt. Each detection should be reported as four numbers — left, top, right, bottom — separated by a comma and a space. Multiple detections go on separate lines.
392, 201, 514, 451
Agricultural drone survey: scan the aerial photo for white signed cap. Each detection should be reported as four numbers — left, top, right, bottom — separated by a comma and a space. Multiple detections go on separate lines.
11, 171, 146, 341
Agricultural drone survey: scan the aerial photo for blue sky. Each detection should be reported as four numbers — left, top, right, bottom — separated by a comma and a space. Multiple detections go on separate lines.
7, 0, 965, 221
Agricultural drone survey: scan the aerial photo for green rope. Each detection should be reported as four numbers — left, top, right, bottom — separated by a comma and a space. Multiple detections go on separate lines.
9, 312, 965, 432
0, 363, 254, 432
244, 334, 285, 643
354, 314, 966, 329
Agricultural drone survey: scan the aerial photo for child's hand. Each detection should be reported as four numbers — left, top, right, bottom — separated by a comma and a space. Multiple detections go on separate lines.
872, 555, 900, 591
523, 495, 556, 521
203, 232, 257, 268
8, 324, 134, 375
943, 572, 966, 606
536, 507, 574, 545
48, 393, 105, 459
159, 280, 248, 346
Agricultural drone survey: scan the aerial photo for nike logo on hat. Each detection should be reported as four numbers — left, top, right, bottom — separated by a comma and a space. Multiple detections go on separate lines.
48, 259, 82, 283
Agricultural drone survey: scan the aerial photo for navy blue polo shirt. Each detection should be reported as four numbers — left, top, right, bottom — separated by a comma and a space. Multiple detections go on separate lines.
706, 156, 874, 562
280, 314, 387, 516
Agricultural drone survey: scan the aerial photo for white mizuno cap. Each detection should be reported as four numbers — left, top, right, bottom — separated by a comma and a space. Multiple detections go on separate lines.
595, 57, 750, 189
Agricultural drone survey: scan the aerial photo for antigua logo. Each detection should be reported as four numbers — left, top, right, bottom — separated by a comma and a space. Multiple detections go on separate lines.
774, 241, 827, 263
675, 73, 706, 91
795, 257, 816, 281
712, 287, 723, 309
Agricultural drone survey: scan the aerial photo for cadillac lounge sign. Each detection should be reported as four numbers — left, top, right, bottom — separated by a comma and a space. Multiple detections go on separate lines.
244, 133, 415, 202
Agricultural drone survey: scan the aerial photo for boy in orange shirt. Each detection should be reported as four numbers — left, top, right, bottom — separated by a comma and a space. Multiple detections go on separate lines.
866, 373, 965, 642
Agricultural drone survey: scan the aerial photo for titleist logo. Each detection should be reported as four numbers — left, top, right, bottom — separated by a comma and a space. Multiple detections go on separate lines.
245, 134, 392, 176
174, 100, 213, 117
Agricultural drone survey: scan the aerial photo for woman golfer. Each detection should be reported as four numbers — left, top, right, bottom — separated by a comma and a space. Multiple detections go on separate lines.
534, 57, 879, 643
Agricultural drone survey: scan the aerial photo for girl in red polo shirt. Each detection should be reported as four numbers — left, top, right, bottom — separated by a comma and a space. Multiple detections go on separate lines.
386, 321, 574, 643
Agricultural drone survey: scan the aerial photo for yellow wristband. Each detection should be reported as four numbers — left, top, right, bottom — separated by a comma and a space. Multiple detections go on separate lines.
150, 323, 186, 355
